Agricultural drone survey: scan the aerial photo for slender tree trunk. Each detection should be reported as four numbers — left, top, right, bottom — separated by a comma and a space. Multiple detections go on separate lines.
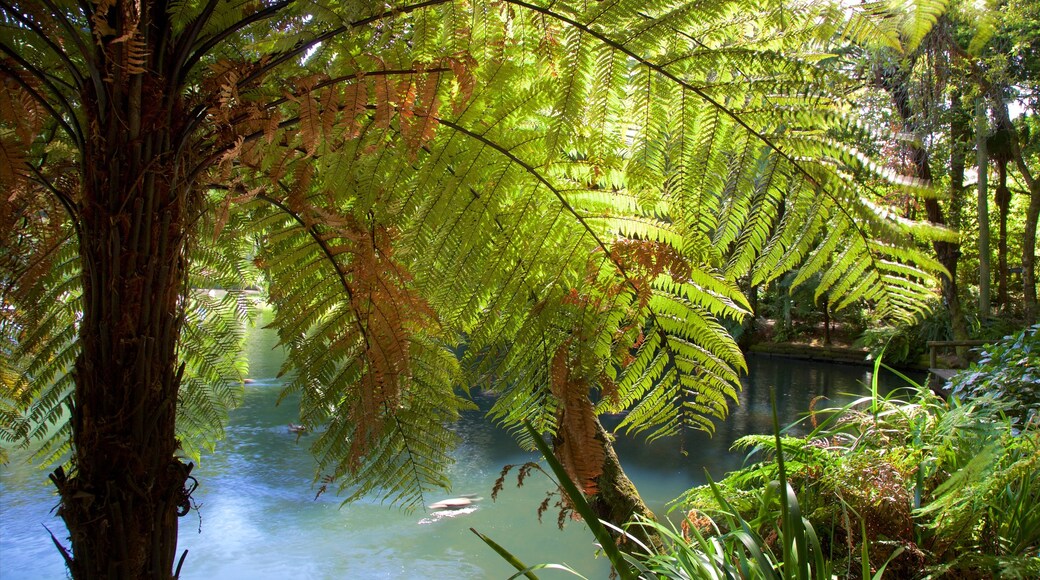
822, 295, 831, 346
996, 159, 1011, 309
50, 12, 198, 576
994, 98, 1039, 323
946, 93, 970, 349
1024, 182, 1040, 324
924, 184, 970, 347
976, 99, 991, 318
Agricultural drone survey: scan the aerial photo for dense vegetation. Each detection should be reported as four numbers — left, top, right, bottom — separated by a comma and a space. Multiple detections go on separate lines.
0, 0, 1036, 577
665, 330, 1040, 579
488, 331, 1038, 578
752, 0, 1040, 364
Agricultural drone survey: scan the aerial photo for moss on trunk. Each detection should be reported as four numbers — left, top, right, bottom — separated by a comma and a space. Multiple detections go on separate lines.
584, 417, 664, 554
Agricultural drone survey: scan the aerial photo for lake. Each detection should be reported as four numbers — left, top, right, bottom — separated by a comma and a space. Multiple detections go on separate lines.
0, 324, 913, 579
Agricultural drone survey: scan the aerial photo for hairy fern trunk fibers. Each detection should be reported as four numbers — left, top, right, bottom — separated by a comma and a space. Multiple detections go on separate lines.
52, 29, 196, 579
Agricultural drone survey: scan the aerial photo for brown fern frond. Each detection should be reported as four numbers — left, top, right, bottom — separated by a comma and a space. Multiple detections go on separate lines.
550, 342, 605, 495
0, 66, 46, 155
372, 67, 392, 129
340, 80, 367, 139
446, 54, 477, 114
319, 84, 339, 143
403, 68, 444, 157
0, 135, 28, 198
290, 76, 324, 158
123, 33, 148, 75
302, 215, 440, 472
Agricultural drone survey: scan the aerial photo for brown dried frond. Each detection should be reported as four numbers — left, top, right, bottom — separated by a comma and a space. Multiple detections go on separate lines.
680, 509, 717, 542
550, 343, 605, 495
0, 70, 45, 150
399, 69, 443, 157
308, 215, 439, 470
340, 81, 367, 139
290, 76, 324, 158
122, 32, 149, 75
0, 135, 28, 199
599, 371, 620, 408
372, 69, 392, 129
610, 239, 691, 306
446, 54, 477, 115
809, 395, 827, 429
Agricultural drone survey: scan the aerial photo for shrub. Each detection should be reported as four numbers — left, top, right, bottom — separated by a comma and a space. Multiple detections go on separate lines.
674, 376, 1040, 579
950, 324, 1040, 427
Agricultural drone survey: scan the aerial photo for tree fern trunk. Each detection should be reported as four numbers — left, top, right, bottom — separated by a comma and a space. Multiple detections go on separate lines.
583, 417, 663, 553
51, 32, 196, 577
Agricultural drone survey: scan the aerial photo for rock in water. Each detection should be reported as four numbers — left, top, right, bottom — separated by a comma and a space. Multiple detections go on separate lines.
429, 497, 476, 510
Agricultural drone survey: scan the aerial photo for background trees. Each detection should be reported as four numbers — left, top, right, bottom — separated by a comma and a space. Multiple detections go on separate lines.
2, 0, 949, 577
753, 0, 1040, 362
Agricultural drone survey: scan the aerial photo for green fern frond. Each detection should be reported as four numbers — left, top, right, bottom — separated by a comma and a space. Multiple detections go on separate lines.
0, 228, 79, 466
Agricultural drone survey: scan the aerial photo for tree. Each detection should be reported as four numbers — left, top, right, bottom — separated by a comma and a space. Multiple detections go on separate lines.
0, 0, 947, 577
977, 98, 991, 318
961, 0, 1040, 323
873, 16, 974, 349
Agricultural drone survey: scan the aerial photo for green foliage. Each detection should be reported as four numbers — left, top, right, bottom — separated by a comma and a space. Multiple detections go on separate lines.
1, 0, 955, 511
675, 378, 1040, 579
477, 412, 861, 580
950, 324, 1040, 427
856, 297, 952, 365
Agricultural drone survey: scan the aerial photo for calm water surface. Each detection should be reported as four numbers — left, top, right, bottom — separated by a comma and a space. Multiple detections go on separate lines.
1, 325, 911, 579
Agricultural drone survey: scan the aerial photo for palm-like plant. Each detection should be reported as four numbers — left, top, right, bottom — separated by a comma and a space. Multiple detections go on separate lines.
1, 0, 949, 576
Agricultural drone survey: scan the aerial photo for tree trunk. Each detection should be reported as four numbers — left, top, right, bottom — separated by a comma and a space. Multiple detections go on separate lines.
882, 73, 968, 349
996, 159, 1010, 309
993, 98, 1039, 323
943, 93, 970, 350
50, 16, 198, 577
822, 295, 831, 346
1024, 182, 1040, 324
976, 99, 991, 318
585, 417, 664, 553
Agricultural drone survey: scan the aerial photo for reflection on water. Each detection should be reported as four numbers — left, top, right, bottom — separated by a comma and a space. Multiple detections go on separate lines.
0, 326, 913, 579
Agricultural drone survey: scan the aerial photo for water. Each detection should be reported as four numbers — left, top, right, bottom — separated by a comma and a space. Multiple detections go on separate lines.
0, 326, 913, 579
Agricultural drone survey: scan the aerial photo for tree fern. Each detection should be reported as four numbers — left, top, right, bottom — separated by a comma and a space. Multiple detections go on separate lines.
1, 1, 955, 558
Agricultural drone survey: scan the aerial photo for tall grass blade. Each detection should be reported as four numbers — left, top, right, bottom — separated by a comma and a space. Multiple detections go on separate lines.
522, 421, 637, 580
470, 527, 541, 580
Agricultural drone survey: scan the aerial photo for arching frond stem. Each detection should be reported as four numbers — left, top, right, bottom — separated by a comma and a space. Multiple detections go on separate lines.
0, 51, 83, 148
503, 0, 880, 252
237, 0, 453, 87
171, 0, 223, 85
436, 117, 726, 426
37, 0, 105, 111
0, 0, 86, 92
26, 163, 81, 235
180, 0, 296, 84
254, 193, 372, 354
